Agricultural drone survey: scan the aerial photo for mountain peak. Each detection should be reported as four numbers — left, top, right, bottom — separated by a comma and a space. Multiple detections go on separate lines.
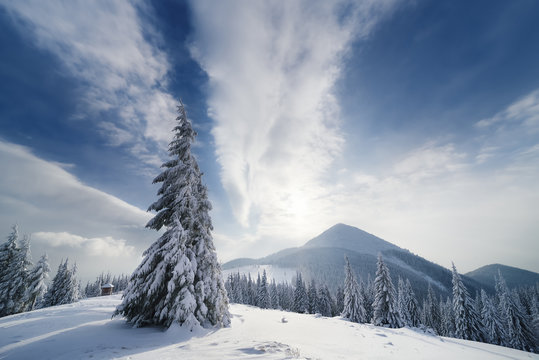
303, 223, 401, 256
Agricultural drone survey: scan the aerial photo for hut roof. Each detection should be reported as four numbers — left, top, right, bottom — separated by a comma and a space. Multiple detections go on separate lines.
101, 283, 115, 289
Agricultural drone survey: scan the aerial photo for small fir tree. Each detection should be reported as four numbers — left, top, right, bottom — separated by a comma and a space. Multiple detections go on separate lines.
257, 270, 270, 309
43, 259, 79, 307
495, 272, 535, 351
451, 263, 484, 342
25, 254, 50, 311
293, 272, 308, 313
481, 289, 505, 345
307, 280, 318, 314
342, 256, 366, 323
317, 285, 334, 317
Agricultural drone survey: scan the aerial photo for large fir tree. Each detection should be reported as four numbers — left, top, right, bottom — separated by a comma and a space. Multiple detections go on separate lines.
115, 101, 229, 329
372, 254, 402, 328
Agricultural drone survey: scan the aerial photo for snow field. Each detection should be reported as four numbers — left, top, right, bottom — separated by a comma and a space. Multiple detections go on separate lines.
0, 295, 536, 359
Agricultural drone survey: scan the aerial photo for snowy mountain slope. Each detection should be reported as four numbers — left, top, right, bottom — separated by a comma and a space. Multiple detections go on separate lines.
465, 264, 539, 290
223, 224, 487, 299
1, 295, 536, 360
303, 223, 400, 256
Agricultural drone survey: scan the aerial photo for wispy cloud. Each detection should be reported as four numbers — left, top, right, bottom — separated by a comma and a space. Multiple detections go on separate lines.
0, 140, 153, 279
2, 0, 176, 168
33, 231, 134, 257
476, 89, 539, 129
190, 0, 398, 238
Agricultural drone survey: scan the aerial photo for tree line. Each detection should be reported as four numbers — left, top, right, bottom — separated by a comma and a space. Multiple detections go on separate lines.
225, 254, 538, 353
0, 225, 130, 317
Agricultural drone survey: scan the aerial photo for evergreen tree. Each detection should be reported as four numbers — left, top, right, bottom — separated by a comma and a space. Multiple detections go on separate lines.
43, 259, 79, 307
398, 277, 420, 327
270, 279, 279, 309
372, 254, 402, 328
114, 101, 229, 329
247, 274, 256, 306
424, 283, 442, 334
307, 280, 318, 314
257, 270, 270, 309
495, 272, 535, 352
334, 286, 345, 316
451, 263, 484, 342
342, 257, 366, 323
25, 254, 50, 311
317, 285, 334, 317
404, 279, 421, 327
0, 226, 31, 317
397, 278, 408, 325
362, 275, 375, 322
481, 289, 505, 345
440, 296, 455, 337
293, 272, 308, 313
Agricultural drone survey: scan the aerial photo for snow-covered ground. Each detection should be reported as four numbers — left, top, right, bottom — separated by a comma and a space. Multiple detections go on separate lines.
0, 295, 536, 359
223, 264, 297, 284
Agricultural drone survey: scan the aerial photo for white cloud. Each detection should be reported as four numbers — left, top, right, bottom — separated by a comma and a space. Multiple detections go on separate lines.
0, 140, 154, 280
2, 0, 177, 167
190, 0, 398, 236
33, 232, 134, 257
476, 89, 539, 130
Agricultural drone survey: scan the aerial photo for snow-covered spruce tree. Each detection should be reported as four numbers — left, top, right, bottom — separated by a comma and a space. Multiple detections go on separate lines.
0, 226, 32, 317
114, 101, 229, 329
293, 272, 308, 313
372, 254, 402, 328
342, 256, 366, 323
317, 285, 334, 317
334, 286, 345, 315
451, 263, 484, 342
481, 289, 505, 345
495, 272, 535, 352
362, 275, 375, 321
423, 283, 442, 334
404, 279, 420, 327
257, 270, 270, 309
270, 279, 279, 309
307, 280, 318, 314
43, 259, 79, 307
25, 254, 50, 311
397, 278, 407, 325
440, 296, 455, 336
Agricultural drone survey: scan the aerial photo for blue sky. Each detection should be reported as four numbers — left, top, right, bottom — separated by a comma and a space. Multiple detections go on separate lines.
1, 0, 538, 281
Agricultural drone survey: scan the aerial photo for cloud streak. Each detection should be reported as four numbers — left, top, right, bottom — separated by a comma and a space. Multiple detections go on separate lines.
2, 0, 177, 168
0, 140, 153, 280
33, 231, 135, 257
190, 0, 398, 238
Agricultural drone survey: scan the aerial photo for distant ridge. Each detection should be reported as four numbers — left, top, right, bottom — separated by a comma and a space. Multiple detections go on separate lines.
465, 264, 539, 290
223, 223, 493, 299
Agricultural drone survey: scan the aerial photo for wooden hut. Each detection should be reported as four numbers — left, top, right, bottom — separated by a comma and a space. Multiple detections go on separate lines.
101, 283, 115, 296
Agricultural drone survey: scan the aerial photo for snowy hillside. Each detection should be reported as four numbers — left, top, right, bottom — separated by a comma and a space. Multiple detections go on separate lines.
1, 295, 536, 359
